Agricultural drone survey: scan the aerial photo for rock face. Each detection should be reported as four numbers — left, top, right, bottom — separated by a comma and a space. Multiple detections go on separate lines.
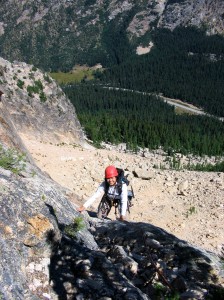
0, 57, 85, 146
0, 0, 224, 70
0, 154, 87, 299
0, 156, 224, 299
158, 0, 224, 35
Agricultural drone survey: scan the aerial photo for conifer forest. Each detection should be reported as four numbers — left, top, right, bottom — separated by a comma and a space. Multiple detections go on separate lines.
63, 27, 224, 156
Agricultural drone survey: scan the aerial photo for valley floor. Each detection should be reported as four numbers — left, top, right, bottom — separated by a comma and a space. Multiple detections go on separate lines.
21, 134, 224, 255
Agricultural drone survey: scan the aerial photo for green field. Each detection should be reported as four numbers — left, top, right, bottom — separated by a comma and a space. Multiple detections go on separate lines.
50, 68, 95, 84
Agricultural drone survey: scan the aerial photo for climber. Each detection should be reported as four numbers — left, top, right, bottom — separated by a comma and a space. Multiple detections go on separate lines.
78, 165, 128, 221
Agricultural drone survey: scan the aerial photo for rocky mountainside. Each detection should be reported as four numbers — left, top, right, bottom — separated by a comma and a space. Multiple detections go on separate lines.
0, 148, 224, 299
0, 57, 224, 299
22, 137, 224, 256
0, 0, 224, 70
158, 0, 224, 34
0, 57, 86, 147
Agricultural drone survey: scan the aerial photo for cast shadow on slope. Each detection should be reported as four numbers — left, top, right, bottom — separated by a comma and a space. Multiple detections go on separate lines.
45, 204, 224, 299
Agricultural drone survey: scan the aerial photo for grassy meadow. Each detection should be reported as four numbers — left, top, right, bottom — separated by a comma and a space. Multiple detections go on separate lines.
50, 66, 96, 84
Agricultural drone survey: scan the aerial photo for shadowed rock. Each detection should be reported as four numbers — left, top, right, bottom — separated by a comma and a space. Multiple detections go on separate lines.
0, 153, 223, 299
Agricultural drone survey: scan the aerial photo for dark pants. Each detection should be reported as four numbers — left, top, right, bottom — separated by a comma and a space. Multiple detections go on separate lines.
97, 195, 119, 219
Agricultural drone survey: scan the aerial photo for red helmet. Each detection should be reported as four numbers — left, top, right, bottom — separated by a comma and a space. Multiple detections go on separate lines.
105, 165, 118, 179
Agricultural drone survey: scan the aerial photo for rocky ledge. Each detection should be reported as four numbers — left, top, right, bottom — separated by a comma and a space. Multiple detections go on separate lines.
0, 144, 223, 299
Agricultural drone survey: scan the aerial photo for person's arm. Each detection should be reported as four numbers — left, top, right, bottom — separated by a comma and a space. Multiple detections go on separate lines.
78, 182, 105, 212
120, 183, 128, 220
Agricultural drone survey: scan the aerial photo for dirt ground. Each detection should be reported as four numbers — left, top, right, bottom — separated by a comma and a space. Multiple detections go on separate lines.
21, 135, 224, 255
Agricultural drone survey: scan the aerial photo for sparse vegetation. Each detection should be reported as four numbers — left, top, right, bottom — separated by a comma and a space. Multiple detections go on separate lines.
34, 79, 43, 90
185, 160, 224, 172
32, 66, 37, 72
152, 282, 180, 299
39, 91, 47, 102
64, 217, 85, 238
27, 85, 35, 97
0, 145, 26, 174
27, 79, 47, 102
17, 79, 24, 89
186, 206, 197, 218
165, 155, 182, 170
44, 74, 52, 83
153, 154, 224, 172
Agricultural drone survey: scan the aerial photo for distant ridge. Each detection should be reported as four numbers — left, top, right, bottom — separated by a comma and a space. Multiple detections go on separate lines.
0, 0, 224, 70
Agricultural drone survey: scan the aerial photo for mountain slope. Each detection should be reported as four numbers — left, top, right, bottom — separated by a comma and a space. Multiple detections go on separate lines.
0, 57, 86, 146
0, 56, 223, 299
1, 134, 224, 299
21, 135, 224, 256
0, 0, 224, 70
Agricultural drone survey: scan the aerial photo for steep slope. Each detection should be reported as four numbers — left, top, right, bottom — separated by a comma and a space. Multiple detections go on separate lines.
0, 0, 224, 70
0, 57, 223, 299
21, 136, 224, 256
158, 0, 224, 34
0, 57, 86, 146
0, 151, 224, 299
0, 99, 34, 163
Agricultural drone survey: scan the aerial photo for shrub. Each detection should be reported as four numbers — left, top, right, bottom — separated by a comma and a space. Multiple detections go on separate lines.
186, 160, 224, 172
64, 217, 85, 238
17, 79, 24, 89
0, 145, 26, 174
40, 91, 47, 102
44, 74, 52, 83
27, 85, 38, 96
186, 206, 197, 218
34, 79, 43, 90
27, 79, 46, 102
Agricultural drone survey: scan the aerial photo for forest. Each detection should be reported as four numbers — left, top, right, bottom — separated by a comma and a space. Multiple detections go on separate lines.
61, 26, 224, 157
97, 27, 224, 117
63, 84, 224, 156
